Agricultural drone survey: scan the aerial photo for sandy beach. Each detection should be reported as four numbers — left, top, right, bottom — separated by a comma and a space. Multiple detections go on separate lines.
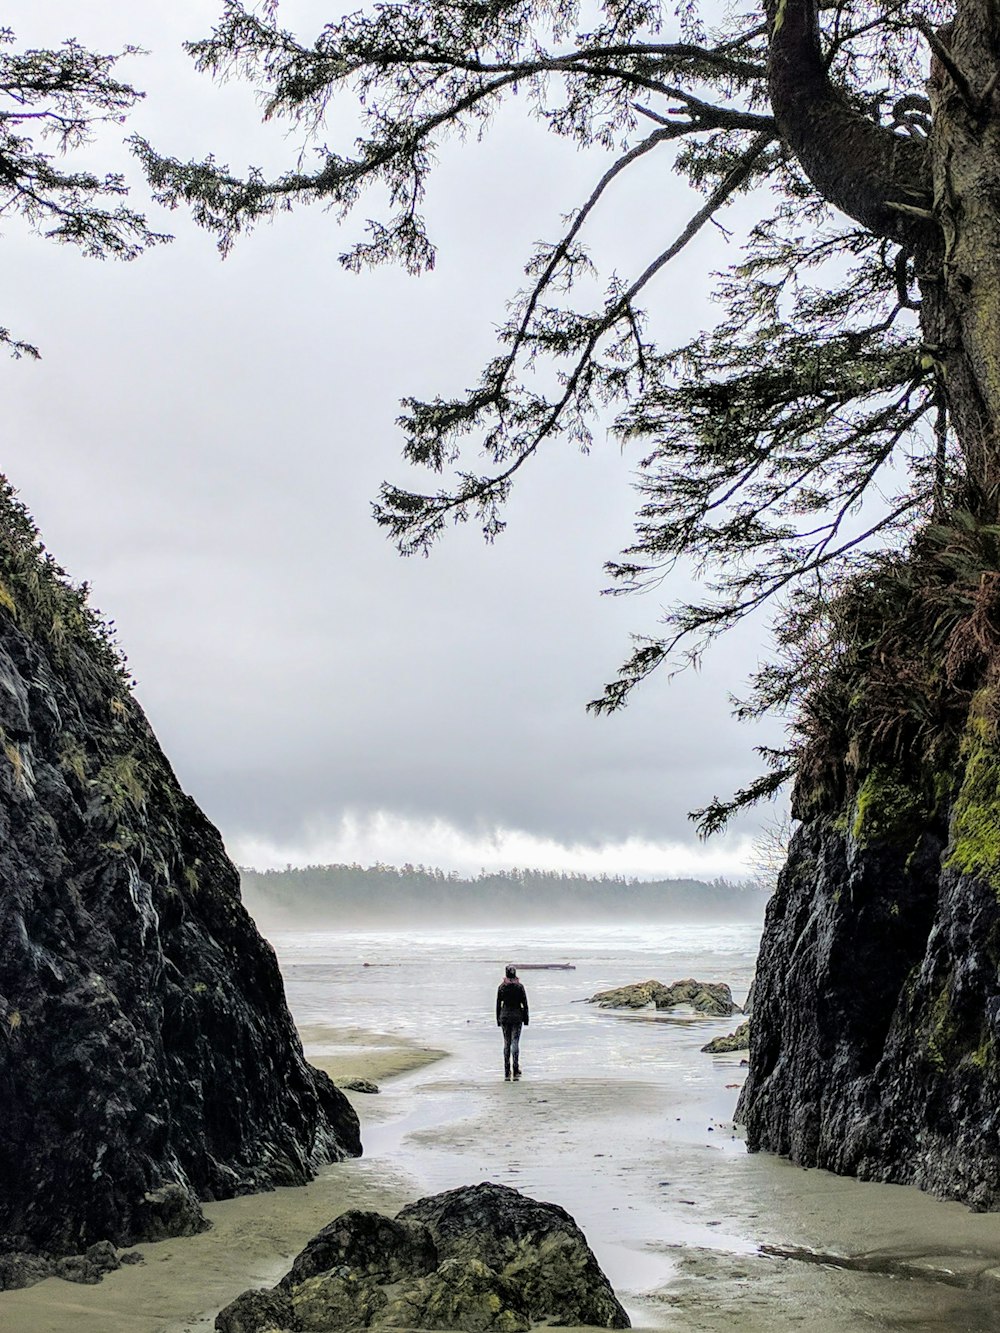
11, 921, 1000, 1333
9, 1020, 1000, 1333
361, 1051, 1000, 1332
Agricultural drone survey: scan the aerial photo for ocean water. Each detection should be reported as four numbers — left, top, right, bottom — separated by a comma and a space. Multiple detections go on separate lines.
273, 919, 758, 1084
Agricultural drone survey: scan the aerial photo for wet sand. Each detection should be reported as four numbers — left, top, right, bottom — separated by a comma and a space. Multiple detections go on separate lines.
1, 1029, 444, 1333
299, 1024, 448, 1086
355, 1040, 1000, 1332
9, 1022, 1000, 1331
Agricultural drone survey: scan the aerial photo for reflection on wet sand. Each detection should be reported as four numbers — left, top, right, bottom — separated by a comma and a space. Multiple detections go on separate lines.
8, 921, 1000, 1333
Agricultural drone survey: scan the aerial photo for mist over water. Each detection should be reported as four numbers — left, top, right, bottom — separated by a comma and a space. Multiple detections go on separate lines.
242, 864, 769, 932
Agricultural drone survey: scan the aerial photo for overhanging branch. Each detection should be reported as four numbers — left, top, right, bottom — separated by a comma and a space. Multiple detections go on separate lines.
374, 130, 774, 551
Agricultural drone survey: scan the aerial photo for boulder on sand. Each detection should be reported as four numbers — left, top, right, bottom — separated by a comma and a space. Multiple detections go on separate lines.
0, 1237, 130, 1291
216, 1181, 630, 1331
589, 978, 740, 1017
338, 1078, 380, 1094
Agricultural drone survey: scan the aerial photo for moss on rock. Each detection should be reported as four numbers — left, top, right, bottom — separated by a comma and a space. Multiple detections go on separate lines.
947, 690, 1000, 887
701, 1020, 751, 1053
216, 1184, 630, 1332
851, 767, 926, 849
926, 984, 957, 1071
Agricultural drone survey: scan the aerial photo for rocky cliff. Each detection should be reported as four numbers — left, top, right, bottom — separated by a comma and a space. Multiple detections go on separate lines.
0, 482, 360, 1254
738, 569, 1000, 1207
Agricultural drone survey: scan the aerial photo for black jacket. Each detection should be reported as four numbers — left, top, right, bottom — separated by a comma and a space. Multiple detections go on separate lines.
496, 978, 529, 1026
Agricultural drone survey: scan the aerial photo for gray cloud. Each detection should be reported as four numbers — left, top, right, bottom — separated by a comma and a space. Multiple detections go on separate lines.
4, 1, 785, 872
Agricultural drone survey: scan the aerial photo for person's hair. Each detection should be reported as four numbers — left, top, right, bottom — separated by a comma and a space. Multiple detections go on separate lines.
505, 963, 516, 978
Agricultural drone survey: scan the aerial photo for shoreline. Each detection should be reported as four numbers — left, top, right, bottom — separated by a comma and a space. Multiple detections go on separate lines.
0, 1026, 446, 1333
10, 1007, 1000, 1332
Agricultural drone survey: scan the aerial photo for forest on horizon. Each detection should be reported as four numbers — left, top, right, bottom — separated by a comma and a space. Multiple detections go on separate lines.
239, 862, 770, 928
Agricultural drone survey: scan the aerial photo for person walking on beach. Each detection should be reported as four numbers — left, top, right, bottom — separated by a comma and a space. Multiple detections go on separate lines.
497, 963, 529, 1081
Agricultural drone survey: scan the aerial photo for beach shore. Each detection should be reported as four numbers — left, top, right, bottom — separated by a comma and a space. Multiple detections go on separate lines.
0, 1027, 445, 1333
299, 1024, 449, 1088
360, 1054, 1000, 1332
10, 1013, 1000, 1333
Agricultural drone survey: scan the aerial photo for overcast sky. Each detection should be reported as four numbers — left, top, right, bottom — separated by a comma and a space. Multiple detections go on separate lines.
4, 1, 787, 879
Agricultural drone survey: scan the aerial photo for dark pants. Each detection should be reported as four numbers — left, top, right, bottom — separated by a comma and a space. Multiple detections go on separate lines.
501, 1018, 522, 1075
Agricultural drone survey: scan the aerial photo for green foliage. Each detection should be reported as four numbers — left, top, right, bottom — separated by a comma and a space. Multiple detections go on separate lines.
0, 477, 131, 685
58, 736, 88, 787
97, 752, 146, 819
0, 25, 170, 356
851, 767, 924, 849
947, 689, 1000, 887
757, 513, 1000, 830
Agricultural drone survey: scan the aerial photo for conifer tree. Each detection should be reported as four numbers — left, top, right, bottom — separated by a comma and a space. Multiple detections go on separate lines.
1, 26, 167, 357
133, 0, 1000, 825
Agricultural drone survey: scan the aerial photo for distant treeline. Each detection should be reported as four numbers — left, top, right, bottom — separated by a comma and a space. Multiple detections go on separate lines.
239, 862, 769, 928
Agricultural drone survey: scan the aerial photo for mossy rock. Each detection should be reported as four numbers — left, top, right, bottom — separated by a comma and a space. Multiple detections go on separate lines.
947, 689, 1000, 887
589, 978, 738, 1017
215, 1287, 296, 1333
217, 1184, 630, 1332
292, 1271, 388, 1330
702, 1021, 751, 1053
380, 1257, 529, 1331
851, 767, 926, 849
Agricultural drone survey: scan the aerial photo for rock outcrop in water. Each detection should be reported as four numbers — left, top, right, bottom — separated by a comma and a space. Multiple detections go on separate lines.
216, 1181, 630, 1331
589, 978, 739, 1017
0, 483, 360, 1259
738, 698, 1000, 1208
702, 1021, 750, 1054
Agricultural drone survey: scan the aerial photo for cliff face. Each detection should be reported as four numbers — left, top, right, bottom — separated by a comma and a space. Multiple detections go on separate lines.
738, 692, 1000, 1208
0, 485, 360, 1253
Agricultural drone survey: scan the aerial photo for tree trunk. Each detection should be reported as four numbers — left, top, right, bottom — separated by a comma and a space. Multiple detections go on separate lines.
740, 0, 1000, 1211
766, 0, 930, 243
923, 1, 1000, 512
767, 0, 1000, 515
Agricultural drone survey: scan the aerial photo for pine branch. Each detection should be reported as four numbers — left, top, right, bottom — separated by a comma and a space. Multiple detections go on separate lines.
374, 130, 774, 551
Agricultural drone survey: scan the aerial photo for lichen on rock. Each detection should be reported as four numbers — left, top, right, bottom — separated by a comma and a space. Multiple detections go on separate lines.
702, 1021, 750, 1054
851, 766, 926, 850
947, 688, 1000, 886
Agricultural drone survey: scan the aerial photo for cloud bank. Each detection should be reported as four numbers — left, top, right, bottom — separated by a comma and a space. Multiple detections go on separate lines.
231, 809, 756, 881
